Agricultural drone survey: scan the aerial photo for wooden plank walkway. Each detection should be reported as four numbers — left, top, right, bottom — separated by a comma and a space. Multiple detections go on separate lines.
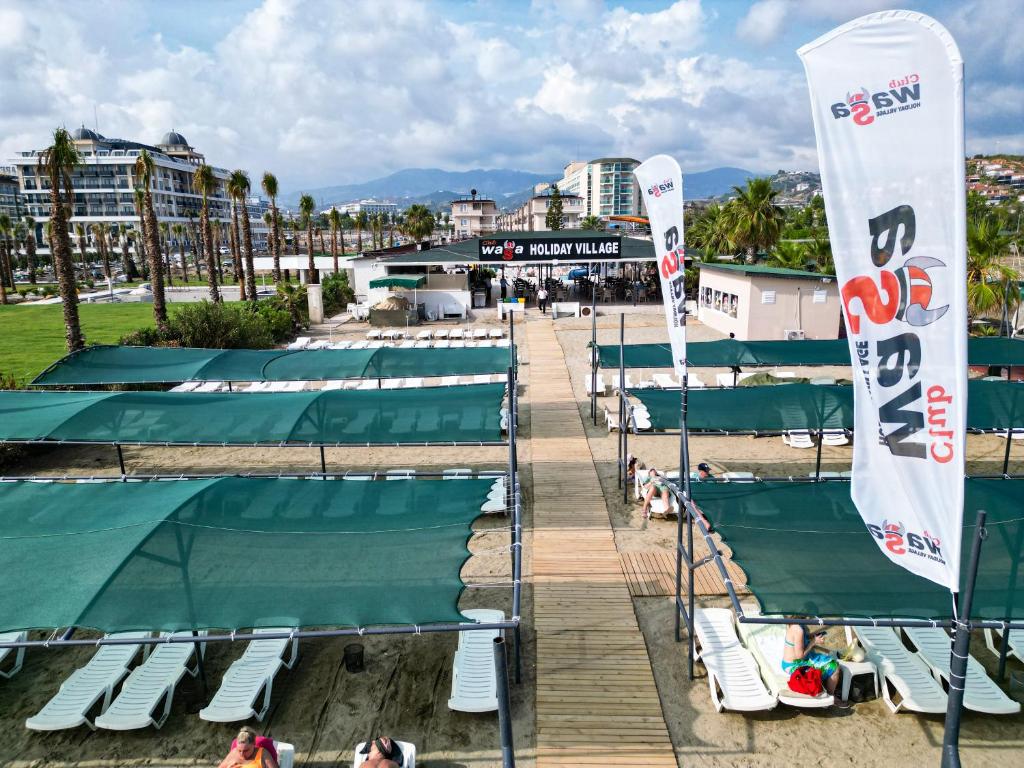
620, 551, 749, 598
527, 321, 676, 767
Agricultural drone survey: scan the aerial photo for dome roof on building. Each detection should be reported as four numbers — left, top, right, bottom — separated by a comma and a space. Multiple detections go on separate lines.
71, 126, 102, 141
160, 130, 189, 147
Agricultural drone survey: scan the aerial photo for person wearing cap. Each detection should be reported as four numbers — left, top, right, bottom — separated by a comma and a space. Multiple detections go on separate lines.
360, 736, 402, 767
697, 462, 714, 480
219, 727, 278, 768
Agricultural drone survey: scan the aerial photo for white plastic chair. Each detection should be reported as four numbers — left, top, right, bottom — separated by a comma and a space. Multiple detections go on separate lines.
95, 632, 208, 730
199, 628, 299, 723
276, 741, 296, 768
0, 631, 27, 679
26, 632, 150, 731
783, 430, 815, 449
448, 609, 504, 712
693, 608, 777, 712
850, 626, 947, 714
902, 627, 1020, 715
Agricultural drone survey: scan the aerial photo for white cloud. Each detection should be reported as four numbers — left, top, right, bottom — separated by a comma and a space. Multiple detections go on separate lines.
736, 0, 789, 45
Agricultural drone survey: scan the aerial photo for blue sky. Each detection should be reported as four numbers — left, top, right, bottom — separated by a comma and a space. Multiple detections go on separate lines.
1, 0, 1021, 192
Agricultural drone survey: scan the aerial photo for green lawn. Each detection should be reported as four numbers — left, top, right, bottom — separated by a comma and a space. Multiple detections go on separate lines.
0, 304, 160, 384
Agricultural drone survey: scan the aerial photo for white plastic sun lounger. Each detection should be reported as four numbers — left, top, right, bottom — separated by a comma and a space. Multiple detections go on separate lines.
381, 378, 404, 389
693, 608, 776, 712
193, 381, 224, 393
652, 373, 679, 389
822, 429, 850, 447
434, 329, 450, 339
472, 374, 492, 385
737, 605, 834, 708
95, 632, 208, 730
848, 626, 947, 714
434, 340, 451, 349
441, 376, 461, 387
902, 627, 1020, 715
353, 740, 416, 768
985, 626, 1024, 664
448, 609, 504, 712
321, 380, 345, 391
367, 340, 385, 349
449, 340, 467, 348
584, 374, 607, 396
26, 631, 150, 731
328, 340, 353, 350
398, 340, 415, 349
413, 340, 430, 348
307, 340, 328, 350
199, 627, 299, 723
402, 378, 423, 388
0, 631, 27, 679
449, 328, 464, 340
610, 373, 634, 392
489, 328, 503, 339
416, 330, 433, 340
783, 430, 815, 449
286, 336, 311, 350
350, 340, 370, 350
169, 381, 200, 393
366, 329, 383, 340
496, 339, 511, 347
722, 472, 756, 482
386, 469, 415, 480
472, 328, 488, 340
443, 468, 473, 479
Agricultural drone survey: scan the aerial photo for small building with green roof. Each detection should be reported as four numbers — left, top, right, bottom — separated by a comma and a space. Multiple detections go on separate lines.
695, 261, 841, 341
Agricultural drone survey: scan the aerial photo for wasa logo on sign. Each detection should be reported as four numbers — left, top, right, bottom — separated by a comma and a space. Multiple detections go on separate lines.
480, 239, 524, 260
830, 74, 922, 125
841, 204, 956, 465
866, 519, 945, 564
647, 178, 674, 198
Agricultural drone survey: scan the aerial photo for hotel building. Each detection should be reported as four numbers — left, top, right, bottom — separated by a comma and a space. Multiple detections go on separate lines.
0, 169, 21, 220
496, 184, 583, 231
330, 199, 398, 218
449, 194, 498, 239
555, 158, 643, 220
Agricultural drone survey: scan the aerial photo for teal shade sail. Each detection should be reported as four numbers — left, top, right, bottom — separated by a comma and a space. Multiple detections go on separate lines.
0, 384, 505, 445
631, 380, 1024, 432
0, 477, 491, 633
597, 337, 1024, 369
691, 479, 1024, 621
33, 345, 516, 385
369, 276, 426, 288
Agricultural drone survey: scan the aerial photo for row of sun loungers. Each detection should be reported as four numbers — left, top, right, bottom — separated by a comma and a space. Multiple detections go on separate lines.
291, 337, 512, 351
171, 375, 511, 394
693, 605, 1022, 715
366, 328, 506, 341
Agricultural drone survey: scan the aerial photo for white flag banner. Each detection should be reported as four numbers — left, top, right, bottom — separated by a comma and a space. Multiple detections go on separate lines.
635, 155, 687, 378
799, 10, 967, 591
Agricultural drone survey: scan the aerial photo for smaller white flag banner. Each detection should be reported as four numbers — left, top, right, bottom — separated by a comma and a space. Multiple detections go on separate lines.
799, 11, 967, 591
635, 155, 687, 378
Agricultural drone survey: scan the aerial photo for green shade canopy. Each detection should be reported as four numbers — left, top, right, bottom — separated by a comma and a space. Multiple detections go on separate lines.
369, 276, 426, 289
0, 477, 491, 633
597, 337, 1024, 369
631, 380, 1024, 432
0, 384, 505, 445
691, 479, 1024, 620
33, 345, 516, 386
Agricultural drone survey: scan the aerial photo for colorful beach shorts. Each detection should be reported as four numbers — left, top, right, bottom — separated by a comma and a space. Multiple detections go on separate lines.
782, 651, 838, 680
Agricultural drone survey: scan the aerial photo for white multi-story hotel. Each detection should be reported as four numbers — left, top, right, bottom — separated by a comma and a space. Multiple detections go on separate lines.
496, 184, 584, 231
555, 157, 643, 220
8, 127, 233, 249
329, 199, 398, 218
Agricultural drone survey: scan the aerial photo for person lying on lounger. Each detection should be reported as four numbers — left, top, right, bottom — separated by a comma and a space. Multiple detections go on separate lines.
219, 726, 279, 768
782, 622, 848, 706
360, 736, 402, 767
640, 468, 671, 520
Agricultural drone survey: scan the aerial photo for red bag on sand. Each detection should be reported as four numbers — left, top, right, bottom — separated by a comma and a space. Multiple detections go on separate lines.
788, 666, 823, 695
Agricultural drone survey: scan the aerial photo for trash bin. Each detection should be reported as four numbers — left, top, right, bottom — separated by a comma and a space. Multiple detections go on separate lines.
473, 291, 486, 308
343, 643, 365, 673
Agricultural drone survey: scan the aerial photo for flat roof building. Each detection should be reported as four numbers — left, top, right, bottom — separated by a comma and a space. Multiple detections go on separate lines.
555, 158, 643, 220
497, 185, 583, 232
0, 169, 21, 221
331, 199, 398, 217
696, 262, 840, 341
449, 194, 498, 239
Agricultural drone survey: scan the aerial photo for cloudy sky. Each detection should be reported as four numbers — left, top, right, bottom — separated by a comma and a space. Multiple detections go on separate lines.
1, 0, 1021, 192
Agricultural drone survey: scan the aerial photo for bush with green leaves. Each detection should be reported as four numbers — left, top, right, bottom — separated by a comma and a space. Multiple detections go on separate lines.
118, 327, 166, 346
168, 301, 275, 348
321, 271, 355, 315
254, 301, 293, 342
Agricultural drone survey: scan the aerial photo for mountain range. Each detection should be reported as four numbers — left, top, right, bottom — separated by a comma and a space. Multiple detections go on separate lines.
280, 165, 789, 212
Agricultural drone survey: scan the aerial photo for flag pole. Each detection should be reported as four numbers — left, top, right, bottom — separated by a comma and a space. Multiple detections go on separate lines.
940, 509, 987, 768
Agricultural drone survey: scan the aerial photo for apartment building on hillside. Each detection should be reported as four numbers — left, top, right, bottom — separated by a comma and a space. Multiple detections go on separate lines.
555, 157, 643, 220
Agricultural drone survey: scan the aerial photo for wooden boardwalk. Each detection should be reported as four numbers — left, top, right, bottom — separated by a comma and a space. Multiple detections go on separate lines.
620, 551, 749, 598
527, 321, 676, 767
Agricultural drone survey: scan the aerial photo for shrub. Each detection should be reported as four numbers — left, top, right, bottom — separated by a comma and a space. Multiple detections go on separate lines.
321, 272, 355, 315
119, 327, 167, 346
41, 285, 56, 297
254, 301, 294, 343
168, 301, 275, 349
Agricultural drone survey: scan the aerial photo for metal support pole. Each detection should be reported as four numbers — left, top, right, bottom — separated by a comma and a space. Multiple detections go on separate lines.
116, 444, 127, 480
814, 431, 823, 480
998, 624, 1011, 681
681, 372, 695, 679
192, 629, 208, 698
319, 445, 327, 475
1002, 427, 1013, 476
591, 293, 598, 425
622, 398, 629, 504
941, 509, 988, 768
494, 637, 516, 768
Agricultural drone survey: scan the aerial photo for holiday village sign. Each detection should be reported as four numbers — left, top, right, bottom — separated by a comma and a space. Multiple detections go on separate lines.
478, 235, 623, 262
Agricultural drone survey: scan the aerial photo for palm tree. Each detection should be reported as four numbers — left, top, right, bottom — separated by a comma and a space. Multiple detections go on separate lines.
806, 235, 834, 275
767, 241, 809, 270
227, 170, 248, 300
299, 194, 317, 283
354, 210, 368, 253
688, 203, 733, 259
580, 214, 603, 231
90, 223, 111, 280
966, 216, 1019, 323
159, 221, 174, 287
0, 214, 10, 303
132, 188, 150, 280
261, 172, 283, 282
723, 178, 785, 262
328, 207, 342, 274
230, 170, 256, 301
192, 163, 221, 302
340, 212, 352, 258
172, 223, 189, 282
23, 215, 37, 284
187, 214, 203, 280
133, 150, 168, 330
37, 128, 84, 350
12, 220, 26, 284
403, 204, 435, 244
73, 222, 88, 279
